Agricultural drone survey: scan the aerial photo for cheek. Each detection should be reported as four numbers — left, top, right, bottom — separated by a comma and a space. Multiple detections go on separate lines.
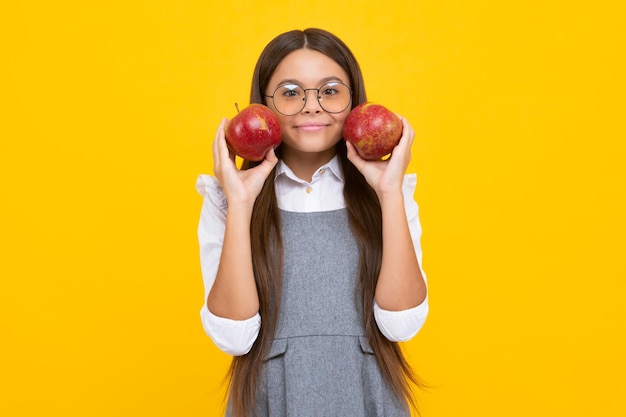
336, 110, 350, 127
265, 104, 290, 133
275, 114, 292, 135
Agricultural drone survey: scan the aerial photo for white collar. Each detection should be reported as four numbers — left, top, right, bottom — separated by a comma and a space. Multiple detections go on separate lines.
275, 155, 344, 184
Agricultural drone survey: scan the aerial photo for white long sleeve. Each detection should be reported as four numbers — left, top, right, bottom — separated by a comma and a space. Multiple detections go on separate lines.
196, 175, 260, 355
196, 157, 428, 355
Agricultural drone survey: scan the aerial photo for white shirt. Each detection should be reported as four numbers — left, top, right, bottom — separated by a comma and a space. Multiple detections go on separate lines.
197, 156, 429, 356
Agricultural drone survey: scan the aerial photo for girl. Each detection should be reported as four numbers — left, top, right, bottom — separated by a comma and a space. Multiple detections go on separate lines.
197, 28, 429, 417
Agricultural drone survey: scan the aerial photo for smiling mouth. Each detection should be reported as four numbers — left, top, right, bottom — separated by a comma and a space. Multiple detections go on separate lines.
296, 123, 328, 132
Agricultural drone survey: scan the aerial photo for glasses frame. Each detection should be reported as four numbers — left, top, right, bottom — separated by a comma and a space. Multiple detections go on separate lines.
265, 81, 353, 116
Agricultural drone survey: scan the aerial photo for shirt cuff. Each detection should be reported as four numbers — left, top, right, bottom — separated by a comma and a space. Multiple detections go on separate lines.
200, 304, 261, 356
373, 297, 429, 342
196, 175, 228, 210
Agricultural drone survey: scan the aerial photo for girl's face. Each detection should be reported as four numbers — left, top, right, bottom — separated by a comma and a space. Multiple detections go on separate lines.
265, 48, 351, 160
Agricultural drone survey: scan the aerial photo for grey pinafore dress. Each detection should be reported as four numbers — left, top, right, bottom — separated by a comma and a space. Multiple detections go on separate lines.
229, 209, 409, 417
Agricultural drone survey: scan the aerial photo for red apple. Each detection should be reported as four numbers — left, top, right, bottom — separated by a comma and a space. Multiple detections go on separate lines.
342, 102, 403, 160
225, 103, 282, 161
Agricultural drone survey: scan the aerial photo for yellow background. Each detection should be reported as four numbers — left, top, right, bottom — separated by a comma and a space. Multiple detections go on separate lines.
2, 1, 625, 416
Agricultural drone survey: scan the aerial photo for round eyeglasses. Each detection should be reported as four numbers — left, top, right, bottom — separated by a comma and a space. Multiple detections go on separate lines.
265, 81, 352, 116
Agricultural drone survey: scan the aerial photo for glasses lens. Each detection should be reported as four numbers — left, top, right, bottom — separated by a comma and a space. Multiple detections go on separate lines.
272, 84, 306, 116
317, 82, 351, 114
271, 82, 352, 115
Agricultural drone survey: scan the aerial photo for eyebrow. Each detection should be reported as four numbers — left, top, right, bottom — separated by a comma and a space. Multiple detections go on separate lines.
276, 76, 348, 87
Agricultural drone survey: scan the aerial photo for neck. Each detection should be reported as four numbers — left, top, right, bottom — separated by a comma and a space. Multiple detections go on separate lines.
281, 148, 337, 182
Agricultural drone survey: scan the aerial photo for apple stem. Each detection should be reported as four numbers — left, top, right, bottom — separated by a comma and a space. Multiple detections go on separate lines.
234, 103, 240, 113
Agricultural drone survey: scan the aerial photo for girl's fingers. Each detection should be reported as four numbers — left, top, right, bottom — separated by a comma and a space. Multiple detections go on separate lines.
213, 118, 232, 170
390, 116, 413, 163
345, 140, 365, 171
398, 116, 414, 146
256, 147, 279, 177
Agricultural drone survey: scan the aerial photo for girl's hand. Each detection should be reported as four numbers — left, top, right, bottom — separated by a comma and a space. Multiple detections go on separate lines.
346, 115, 414, 197
213, 118, 278, 207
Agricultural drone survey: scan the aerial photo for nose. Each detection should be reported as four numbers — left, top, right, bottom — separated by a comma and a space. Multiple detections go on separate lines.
301, 88, 323, 113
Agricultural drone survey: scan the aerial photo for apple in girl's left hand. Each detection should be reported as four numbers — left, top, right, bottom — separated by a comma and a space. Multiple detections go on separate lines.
343, 102, 403, 160
225, 103, 282, 161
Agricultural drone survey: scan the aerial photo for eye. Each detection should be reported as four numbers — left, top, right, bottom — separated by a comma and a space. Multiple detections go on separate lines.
278, 84, 302, 99
320, 83, 342, 96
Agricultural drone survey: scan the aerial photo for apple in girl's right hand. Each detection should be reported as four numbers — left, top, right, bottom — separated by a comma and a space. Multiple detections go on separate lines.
343, 102, 403, 160
225, 103, 282, 161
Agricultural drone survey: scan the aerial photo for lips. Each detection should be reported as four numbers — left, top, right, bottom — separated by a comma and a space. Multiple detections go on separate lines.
295, 122, 329, 132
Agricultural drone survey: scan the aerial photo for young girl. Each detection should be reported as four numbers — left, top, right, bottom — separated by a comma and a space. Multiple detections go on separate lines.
197, 28, 429, 417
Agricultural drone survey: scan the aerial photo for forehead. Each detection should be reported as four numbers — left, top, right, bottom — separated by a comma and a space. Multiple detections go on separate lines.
268, 48, 350, 87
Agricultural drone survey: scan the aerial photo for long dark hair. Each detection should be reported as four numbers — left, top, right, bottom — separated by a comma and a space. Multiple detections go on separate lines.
227, 28, 423, 417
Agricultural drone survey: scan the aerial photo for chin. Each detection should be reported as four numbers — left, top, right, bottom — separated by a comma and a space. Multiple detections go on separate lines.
285, 134, 341, 153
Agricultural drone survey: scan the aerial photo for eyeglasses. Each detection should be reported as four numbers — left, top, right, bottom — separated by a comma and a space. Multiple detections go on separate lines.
265, 81, 352, 116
